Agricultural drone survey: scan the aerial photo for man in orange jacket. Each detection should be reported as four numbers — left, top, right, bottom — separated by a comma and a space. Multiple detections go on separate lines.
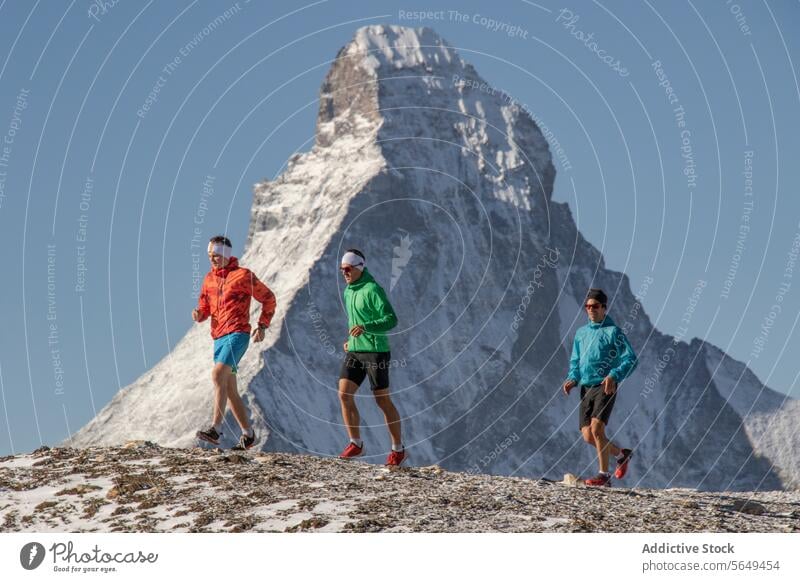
192, 235, 276, 450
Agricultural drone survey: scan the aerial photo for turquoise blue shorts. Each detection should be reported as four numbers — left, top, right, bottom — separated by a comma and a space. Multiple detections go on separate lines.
213, 332, 250, 374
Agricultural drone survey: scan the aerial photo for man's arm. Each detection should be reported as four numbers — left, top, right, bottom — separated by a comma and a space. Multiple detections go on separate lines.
194, 280, 211, 322
609, 329, 637, 383
361, 285, 398, 333
566, 334, 581, 384
248, 272, 277, 328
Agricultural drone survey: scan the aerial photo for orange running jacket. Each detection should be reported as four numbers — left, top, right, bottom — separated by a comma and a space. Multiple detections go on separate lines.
196, 256, 276, 339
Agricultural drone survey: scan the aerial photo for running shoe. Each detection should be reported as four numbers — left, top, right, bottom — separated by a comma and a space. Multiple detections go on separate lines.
196, 427, 221, 445
339, 442, 364, 459
385, 448, 406, 467
231, 432, 255, 451
614, 448, 633, 479
584, 472, 612, 487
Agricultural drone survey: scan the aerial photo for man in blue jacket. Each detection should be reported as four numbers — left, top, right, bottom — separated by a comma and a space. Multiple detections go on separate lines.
563, 288, 638, 486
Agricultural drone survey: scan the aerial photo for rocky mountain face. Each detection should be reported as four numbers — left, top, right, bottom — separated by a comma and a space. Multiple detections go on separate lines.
71, 26, 799, 491
2, 444, 798, 533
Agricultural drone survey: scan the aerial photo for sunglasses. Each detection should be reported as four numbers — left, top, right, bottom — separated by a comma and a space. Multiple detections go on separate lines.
340, 265, 362, 273
584, 303, 604, 310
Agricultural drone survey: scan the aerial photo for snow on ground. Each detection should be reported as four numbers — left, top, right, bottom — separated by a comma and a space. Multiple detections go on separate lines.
1, 443, 798, 533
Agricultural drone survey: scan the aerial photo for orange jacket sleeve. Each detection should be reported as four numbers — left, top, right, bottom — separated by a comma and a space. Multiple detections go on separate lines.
196, 277, 211, 322
249, 271, 276, 328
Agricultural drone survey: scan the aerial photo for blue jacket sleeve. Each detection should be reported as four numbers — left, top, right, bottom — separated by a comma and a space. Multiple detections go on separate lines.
609, 329, 637, 382
567, 334, 581, 383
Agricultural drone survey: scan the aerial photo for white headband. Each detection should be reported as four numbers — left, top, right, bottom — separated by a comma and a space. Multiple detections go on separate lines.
208, 242, 232, 258
341, 251, 365, 269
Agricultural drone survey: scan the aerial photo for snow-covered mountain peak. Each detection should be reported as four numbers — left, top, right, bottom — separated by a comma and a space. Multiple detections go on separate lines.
347, 25, 460, 74
315, 25, 554, 211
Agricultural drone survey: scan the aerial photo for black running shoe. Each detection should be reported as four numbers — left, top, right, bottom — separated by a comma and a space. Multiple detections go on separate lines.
231, 432, 255, 451
196, 426, 221, 445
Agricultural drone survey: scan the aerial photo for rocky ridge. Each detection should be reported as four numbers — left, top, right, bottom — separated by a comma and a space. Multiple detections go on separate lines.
1, 443, 798, 533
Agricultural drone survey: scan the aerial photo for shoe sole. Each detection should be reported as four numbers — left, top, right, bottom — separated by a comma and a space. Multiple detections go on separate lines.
339, 447, 365, 459
196, 433, 220, 446
231, 443, 255, 451
386, 452, 408, 467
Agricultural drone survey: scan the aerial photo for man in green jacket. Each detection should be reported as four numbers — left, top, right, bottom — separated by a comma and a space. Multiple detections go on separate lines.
337, 249, 405, 466
563, 288, 638, 486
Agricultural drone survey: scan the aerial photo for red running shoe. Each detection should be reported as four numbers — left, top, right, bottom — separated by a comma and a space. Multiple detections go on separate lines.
584, 472, 612, 487
614, 448, 633, 479
386, 448, 406, 467
339, 442, 364, 459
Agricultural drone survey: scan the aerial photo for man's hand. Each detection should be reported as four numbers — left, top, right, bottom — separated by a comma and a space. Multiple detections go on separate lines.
192, 309, 202, 322
602, 375, 617, 396
563, 379, 577, 395
343, 341, 348, 352
251, 325, 266, 343
349, 325, 365, 337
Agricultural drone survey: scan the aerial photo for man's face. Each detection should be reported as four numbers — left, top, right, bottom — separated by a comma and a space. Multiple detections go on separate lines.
340, 264, 362, 284
208, 250, 229, 269
585, 299, 606, 322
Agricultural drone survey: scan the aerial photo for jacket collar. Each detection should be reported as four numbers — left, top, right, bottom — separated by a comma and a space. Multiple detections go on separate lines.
347, 267, 374, 290
212, 256, 239, 277
588, 314, 615, 329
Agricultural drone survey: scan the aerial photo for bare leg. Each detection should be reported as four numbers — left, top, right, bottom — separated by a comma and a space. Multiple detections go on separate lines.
590, 418, 620, 473
211, 363, 229, 427
374, 389, 401, 446
581, 426, 595, 448
338, 379, 361, 440
224, 367, 250, 431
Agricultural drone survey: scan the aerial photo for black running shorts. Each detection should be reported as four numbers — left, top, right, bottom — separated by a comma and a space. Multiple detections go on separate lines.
339, 351, 391, 390
579, 384, 616, 429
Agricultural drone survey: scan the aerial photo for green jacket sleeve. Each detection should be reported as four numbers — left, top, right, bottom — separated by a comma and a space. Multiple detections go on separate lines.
609, 329, 638, 382
362, 284, 398, 334
567, 334, 581, 383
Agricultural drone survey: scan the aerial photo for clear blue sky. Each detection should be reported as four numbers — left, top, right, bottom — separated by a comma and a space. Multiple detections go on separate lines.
0, 0, 798, 455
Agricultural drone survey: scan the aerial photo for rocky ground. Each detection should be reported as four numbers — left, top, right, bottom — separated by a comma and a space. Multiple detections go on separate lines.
0, 442, 798, 533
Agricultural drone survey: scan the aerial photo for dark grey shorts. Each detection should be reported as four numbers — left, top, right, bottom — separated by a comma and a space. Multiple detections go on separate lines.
579, 384, 616, 429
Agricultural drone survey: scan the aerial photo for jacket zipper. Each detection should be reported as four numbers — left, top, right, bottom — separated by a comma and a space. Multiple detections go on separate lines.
216, 273, 228, 333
